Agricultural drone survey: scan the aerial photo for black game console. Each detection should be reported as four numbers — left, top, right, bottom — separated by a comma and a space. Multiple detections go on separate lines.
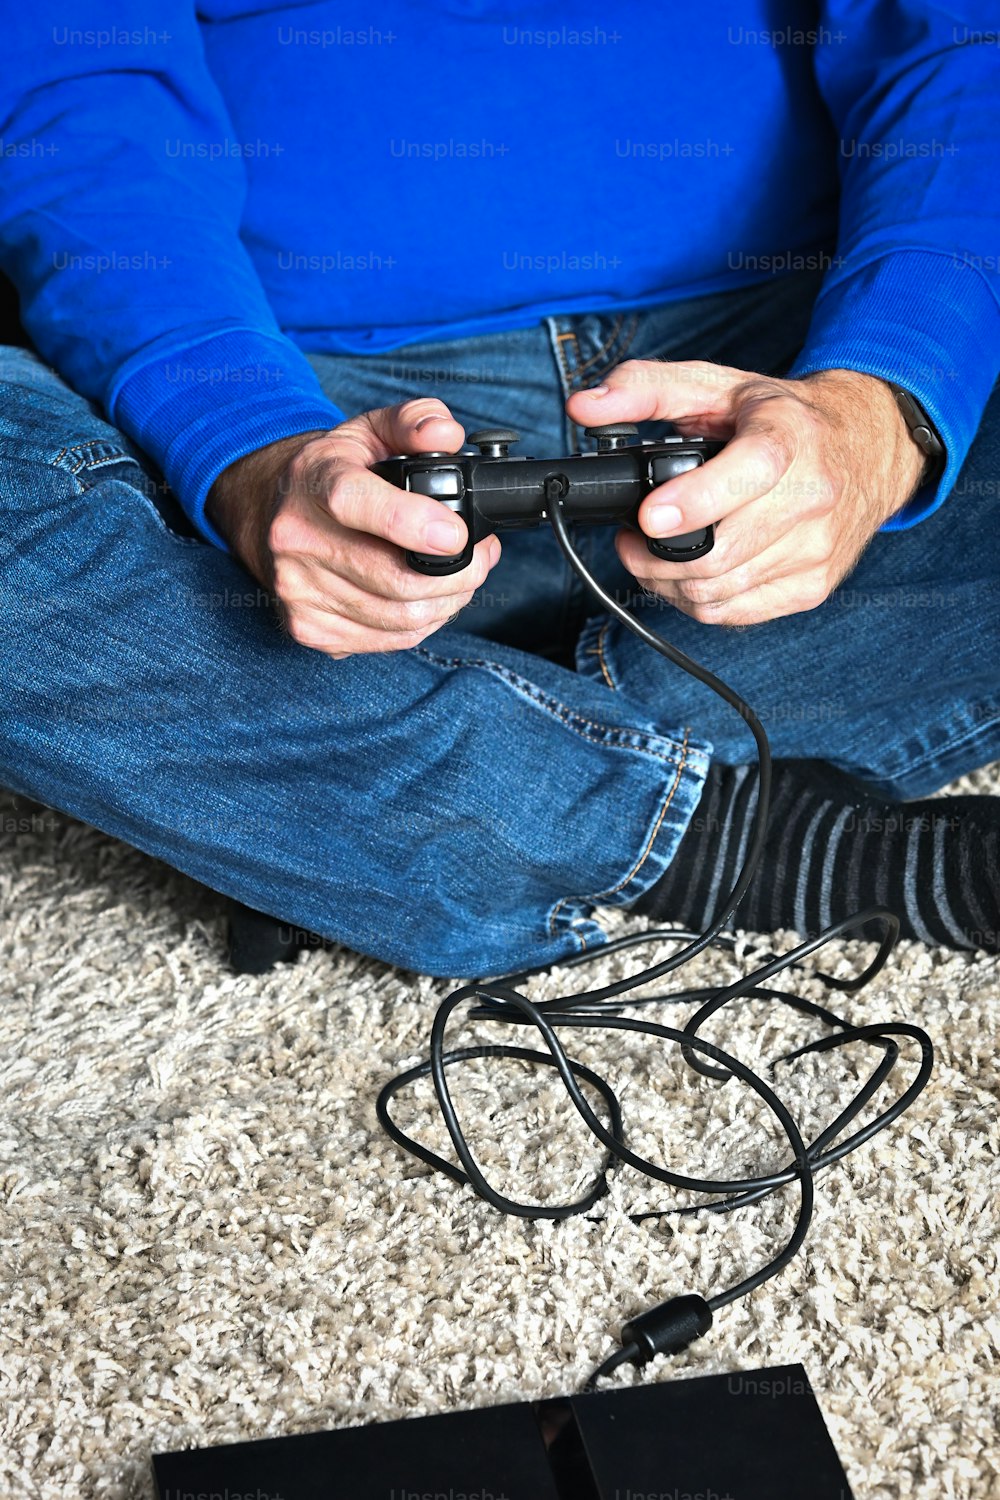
153, 1361, 854, 1500
371, 423, 723, 574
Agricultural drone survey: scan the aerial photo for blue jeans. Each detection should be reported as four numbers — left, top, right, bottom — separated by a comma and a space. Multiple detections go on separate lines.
2, 272, 999, 976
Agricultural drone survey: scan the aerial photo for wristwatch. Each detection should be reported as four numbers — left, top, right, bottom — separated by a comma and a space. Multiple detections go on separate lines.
886, 382, 946, 483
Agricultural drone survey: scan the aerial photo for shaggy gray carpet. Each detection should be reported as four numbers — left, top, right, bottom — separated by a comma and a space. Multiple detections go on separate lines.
1, 774, 998, 1500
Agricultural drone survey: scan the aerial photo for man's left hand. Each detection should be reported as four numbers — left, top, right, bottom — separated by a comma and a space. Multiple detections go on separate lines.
566, 363, 929, 626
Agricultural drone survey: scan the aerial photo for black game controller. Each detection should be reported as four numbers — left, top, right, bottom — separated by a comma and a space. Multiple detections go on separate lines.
371, 425, 723, 575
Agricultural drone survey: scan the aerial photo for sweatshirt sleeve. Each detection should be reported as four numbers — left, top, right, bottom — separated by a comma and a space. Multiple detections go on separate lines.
0, 4, 345, 547
786, 3, 1000, 526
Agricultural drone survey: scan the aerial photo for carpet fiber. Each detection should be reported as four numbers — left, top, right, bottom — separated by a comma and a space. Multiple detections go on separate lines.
1, 773, 999, 1500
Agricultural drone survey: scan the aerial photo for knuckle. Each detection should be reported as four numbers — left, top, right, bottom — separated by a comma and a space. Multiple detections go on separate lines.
609, 358, 643, 387
809, 531, 833, 570
686, 358, 724, 382
391, 568, 432, 602
288, 447, 338, 500
694, 546, 730, 580
720, 564, 753, 597
270, 557, 299, 601
396, 622, 437, 649
791, 398, 824, 440
732, 378, 782, 428
810, 517, 837, 562
688, 598, 728, 624
285, 612, 323, 649
678, 576, 722, 607
753, 427, 794, 487
268, 509, 309, 557
800, 573, 832, 610
329, 470, 368, 513
733, 375, 778, 405
445, 587, 475, 615
285, 448, 313, 488
397, 596, 439, 629
811, 469, 838, 514
378, 492, 411, 541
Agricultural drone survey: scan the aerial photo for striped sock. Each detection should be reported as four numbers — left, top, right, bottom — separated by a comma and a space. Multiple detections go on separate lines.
635, 759, 1000, 952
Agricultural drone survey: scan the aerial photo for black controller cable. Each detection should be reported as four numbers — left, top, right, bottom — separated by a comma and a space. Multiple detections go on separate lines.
377, 487, 933, 1391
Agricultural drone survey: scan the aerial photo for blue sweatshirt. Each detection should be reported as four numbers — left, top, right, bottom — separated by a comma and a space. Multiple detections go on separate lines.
1, 3, 998, 546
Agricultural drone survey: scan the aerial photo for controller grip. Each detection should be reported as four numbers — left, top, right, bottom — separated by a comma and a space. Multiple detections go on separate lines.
388, 468, 477, 575
404, 540, 476, 576
644, 451, 716, 562
648, 524, 715, 563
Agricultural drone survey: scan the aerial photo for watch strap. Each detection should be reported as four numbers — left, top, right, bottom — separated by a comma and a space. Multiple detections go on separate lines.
886, 382, 946, 482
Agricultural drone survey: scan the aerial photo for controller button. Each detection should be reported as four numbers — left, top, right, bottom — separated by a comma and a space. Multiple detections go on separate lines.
651, 453, 703, 484
408, 467, 464, 498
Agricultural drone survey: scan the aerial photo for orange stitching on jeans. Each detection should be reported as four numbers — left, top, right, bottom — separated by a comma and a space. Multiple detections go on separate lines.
52, 441, 136, 476
554, 315, 630, 392
567, 313, 641, 384
412, 647, 704, 772
594, 619, 616, 691
591, 312, 640, 378
579, 621, 616, 690
546, 726, 694, 935
571, 314, 628, 378
408, 647, 708, 943
553, 330, 578, 395
613, 726, 691, 892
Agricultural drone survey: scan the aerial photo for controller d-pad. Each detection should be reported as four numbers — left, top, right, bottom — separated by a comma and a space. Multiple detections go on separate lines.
408, 467, 464, 498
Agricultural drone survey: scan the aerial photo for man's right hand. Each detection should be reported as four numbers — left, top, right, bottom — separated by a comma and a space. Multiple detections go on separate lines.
205, 398, 501, 658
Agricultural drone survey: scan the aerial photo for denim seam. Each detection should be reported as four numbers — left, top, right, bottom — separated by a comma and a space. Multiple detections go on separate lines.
412, 646, 708, 769
552, 327, 579, 397
580, 640, 615, 692
880, 710, 1000, 783
582, 316, 624, 372
593, 314, 640, 380
555, 320, 614, 385
546, 725, 693, 934
594, 619, 616, 690
52, 441, 139, 478
577, 616, 618, 692
556, 330, 590, 457
553, 317, 644, 394
48, 443, 199, 545
552, 317, 640, 455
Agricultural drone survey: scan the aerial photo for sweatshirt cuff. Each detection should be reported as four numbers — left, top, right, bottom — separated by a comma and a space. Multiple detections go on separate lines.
108, 327, 345, 548
786, 249, 1000, 529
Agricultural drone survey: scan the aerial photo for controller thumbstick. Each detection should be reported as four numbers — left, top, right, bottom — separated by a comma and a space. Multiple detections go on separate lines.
585, 423, 639, 452
468, 427, 520, 458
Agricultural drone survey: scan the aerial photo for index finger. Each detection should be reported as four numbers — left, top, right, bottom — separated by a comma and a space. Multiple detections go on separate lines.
293, 453, 470, 556
638, 422, 798, 540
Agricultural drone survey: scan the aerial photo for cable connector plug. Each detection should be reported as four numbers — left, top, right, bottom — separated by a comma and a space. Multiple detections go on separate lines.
622, 1294, 713, 1363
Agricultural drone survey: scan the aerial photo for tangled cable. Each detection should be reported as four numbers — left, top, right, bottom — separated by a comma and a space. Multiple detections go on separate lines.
376, 494, 934, 1390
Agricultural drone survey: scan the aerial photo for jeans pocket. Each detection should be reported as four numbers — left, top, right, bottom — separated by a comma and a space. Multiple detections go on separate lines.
51, 440, 201, 544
